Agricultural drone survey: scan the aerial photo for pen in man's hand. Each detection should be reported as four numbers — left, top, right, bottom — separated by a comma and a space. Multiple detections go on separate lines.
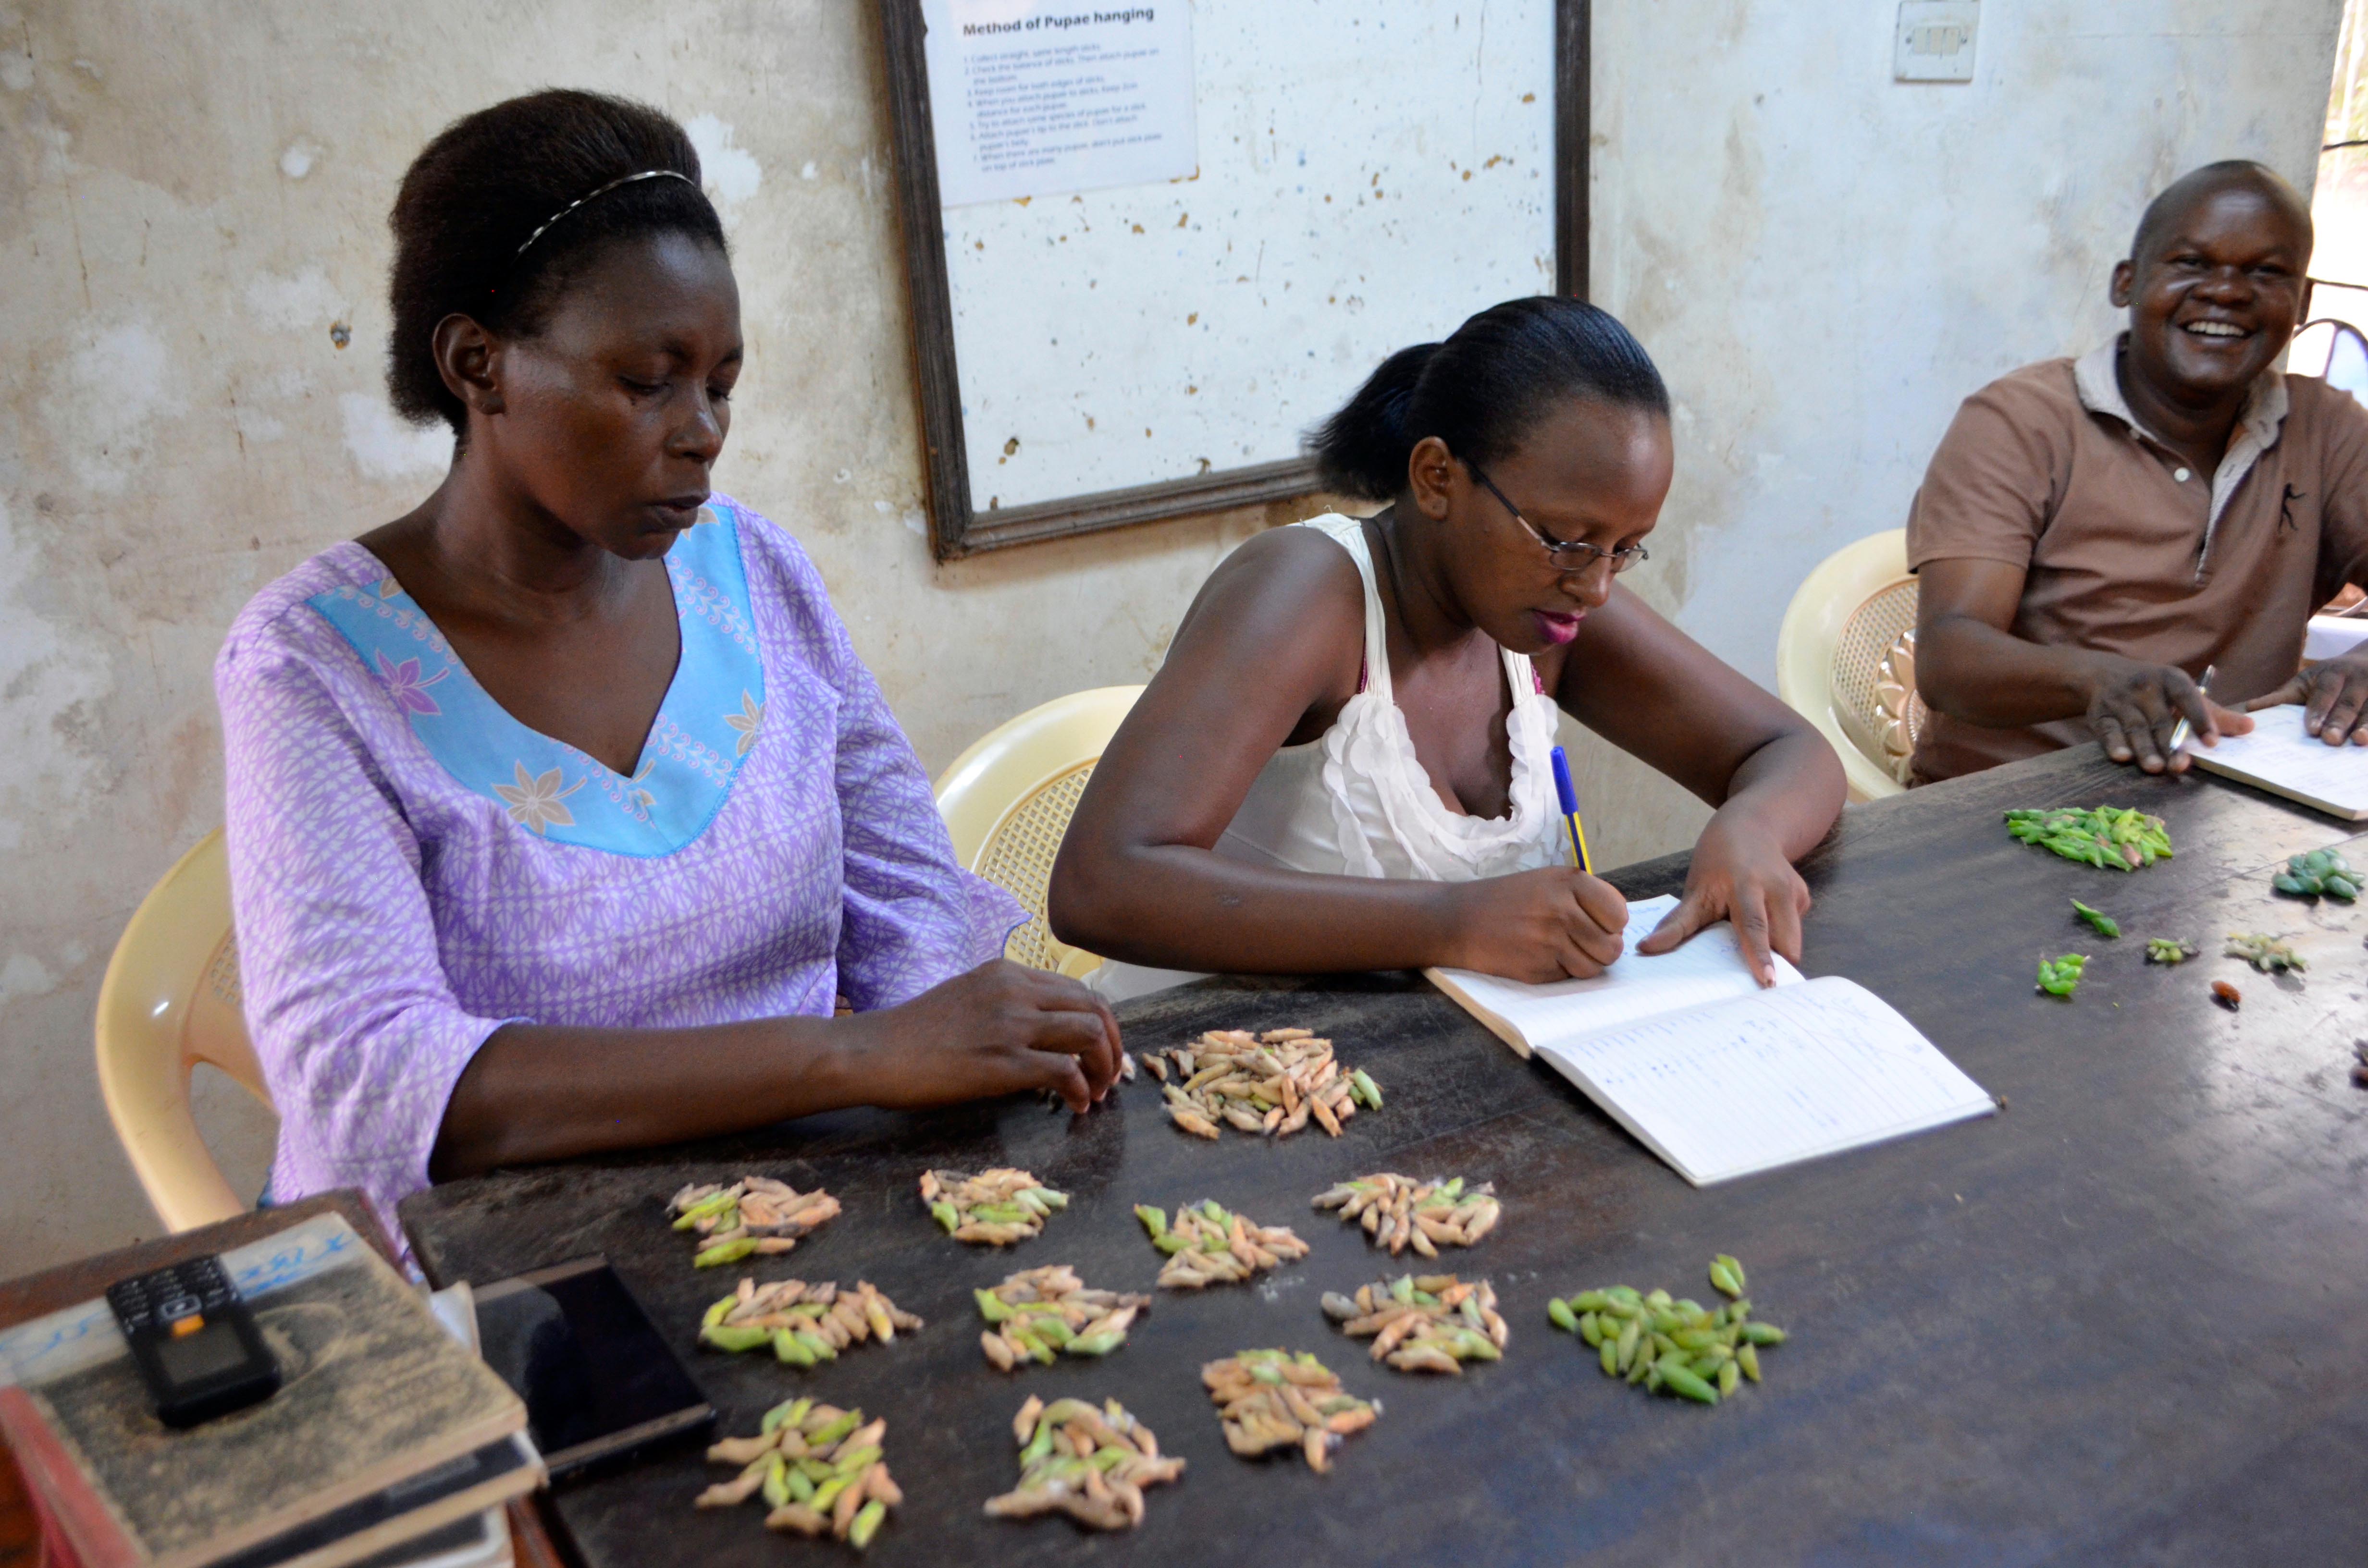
2167, 662, 2217, 757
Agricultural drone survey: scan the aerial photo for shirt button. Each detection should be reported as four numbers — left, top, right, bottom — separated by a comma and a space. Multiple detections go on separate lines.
2173, 467, 2192, 482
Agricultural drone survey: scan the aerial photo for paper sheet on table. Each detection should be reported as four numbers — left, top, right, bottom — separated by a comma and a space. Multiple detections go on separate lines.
2184, 705, 2368, 820
1425, 895, 1804, 1058
1533, 976, 1996, 1186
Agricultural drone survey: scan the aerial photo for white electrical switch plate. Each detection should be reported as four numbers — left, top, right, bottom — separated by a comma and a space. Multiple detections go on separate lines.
1896, 0, 1978, 81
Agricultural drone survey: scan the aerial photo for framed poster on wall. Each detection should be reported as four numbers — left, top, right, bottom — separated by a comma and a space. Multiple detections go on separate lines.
880, 0, 1591, 559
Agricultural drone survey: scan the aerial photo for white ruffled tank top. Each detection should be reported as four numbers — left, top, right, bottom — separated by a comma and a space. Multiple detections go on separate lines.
1090, 514, 1567, 1001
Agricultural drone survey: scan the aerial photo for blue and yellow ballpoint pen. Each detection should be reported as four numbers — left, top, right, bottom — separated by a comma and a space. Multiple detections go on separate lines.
1548, 744, 1593, 875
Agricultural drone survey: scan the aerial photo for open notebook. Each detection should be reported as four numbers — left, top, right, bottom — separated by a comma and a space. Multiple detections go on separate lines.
1426, 895, 1995, 1185
2183, 705, 2368, 820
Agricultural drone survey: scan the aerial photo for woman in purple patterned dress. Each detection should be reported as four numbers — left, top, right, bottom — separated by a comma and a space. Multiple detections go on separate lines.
216, 91, 1121, 1247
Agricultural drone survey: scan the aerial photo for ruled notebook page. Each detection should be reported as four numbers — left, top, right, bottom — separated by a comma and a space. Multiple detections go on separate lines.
1429, 895, 1805, 1052
2185, 708, 2368, 818
1533, 975, 1995, 1185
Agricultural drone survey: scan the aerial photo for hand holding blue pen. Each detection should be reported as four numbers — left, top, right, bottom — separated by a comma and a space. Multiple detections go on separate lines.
1549, 744, 1593, 876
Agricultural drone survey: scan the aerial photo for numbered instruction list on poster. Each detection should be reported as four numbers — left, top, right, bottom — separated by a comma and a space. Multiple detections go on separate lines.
924, 1, 1196, 206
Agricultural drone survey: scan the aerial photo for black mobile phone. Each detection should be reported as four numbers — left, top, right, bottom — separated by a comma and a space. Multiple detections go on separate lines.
105, 1253, 281, 1429
471, 1256, 712, 1479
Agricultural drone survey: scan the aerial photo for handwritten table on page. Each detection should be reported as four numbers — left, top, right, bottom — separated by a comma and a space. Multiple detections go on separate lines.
2186, 704, 2368, 818
1430, 895, 1992, 1184
1535, 977, 1995, 1185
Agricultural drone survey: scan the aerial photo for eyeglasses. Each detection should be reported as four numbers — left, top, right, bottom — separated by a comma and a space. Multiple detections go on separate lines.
1466, 459, 1650, 576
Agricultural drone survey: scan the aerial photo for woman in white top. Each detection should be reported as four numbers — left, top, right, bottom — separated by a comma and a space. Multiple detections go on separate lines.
1049, 296, 1844, 993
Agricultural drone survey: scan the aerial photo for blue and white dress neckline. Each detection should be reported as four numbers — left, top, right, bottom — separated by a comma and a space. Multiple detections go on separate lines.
306, 501, 766, 858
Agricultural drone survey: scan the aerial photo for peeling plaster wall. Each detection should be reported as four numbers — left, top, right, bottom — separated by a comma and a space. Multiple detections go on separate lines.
1592, 0, 2344, 691
0, 0, 2340, 1271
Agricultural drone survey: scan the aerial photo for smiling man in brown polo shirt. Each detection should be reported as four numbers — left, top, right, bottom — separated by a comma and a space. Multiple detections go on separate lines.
1908, 160, 2368, 783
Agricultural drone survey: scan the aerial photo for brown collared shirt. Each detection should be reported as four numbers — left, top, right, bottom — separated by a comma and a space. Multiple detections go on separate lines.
1905, 338, 2368, 782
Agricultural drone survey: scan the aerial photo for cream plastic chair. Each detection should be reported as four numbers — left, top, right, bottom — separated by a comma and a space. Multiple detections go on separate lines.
1776, 529, 1925, 802
934, 686, 1144, 981
94, 829, 272, 1232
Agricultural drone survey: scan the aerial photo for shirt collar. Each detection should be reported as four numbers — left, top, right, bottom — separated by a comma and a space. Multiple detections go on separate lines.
2072, 334, 2289, 453
2072, 334, 2291, 578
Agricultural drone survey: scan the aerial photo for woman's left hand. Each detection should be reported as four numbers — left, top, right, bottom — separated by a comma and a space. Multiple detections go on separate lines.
1633, 811, 1811, 985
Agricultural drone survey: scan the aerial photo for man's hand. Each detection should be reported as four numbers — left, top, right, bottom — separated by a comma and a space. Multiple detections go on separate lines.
2085, 658, 2254, 773
2243, 651, 2368, 746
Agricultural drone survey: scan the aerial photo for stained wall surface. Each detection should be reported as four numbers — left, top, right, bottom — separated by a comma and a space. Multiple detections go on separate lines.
0, 0, 2340, 1271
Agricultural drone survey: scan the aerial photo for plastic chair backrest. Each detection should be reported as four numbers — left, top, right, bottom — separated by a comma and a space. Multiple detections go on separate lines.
2326, 321, 2368, 400
94, 829, 272, 1233
1776, 529, 1922, 801
2295, 316, 2368, 399
934, 686, 1145, 980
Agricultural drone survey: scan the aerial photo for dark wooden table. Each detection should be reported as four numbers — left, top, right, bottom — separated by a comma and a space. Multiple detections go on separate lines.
0, 1193, 565, 1568
402, 745, 2368, 1567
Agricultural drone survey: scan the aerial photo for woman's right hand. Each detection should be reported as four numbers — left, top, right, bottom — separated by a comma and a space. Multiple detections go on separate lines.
1435, 868, 1629, 981
844, 959, 1124, 1114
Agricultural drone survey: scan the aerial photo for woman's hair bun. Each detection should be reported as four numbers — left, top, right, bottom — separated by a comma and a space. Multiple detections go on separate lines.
1306, 343, 1439, 501
1305, 296, 1668, 501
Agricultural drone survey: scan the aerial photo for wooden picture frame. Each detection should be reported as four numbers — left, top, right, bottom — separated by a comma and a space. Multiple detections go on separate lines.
877, 1, 1592, 561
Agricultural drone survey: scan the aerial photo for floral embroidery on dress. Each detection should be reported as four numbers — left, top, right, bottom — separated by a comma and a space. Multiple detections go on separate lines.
493, 761, 584, 835
669, 559, 760, 656
326, 583, 456, 657
642, 714, 732, 786
374, 650, 449, 717
308, 499, 763, 857
727, 692, 765, 757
